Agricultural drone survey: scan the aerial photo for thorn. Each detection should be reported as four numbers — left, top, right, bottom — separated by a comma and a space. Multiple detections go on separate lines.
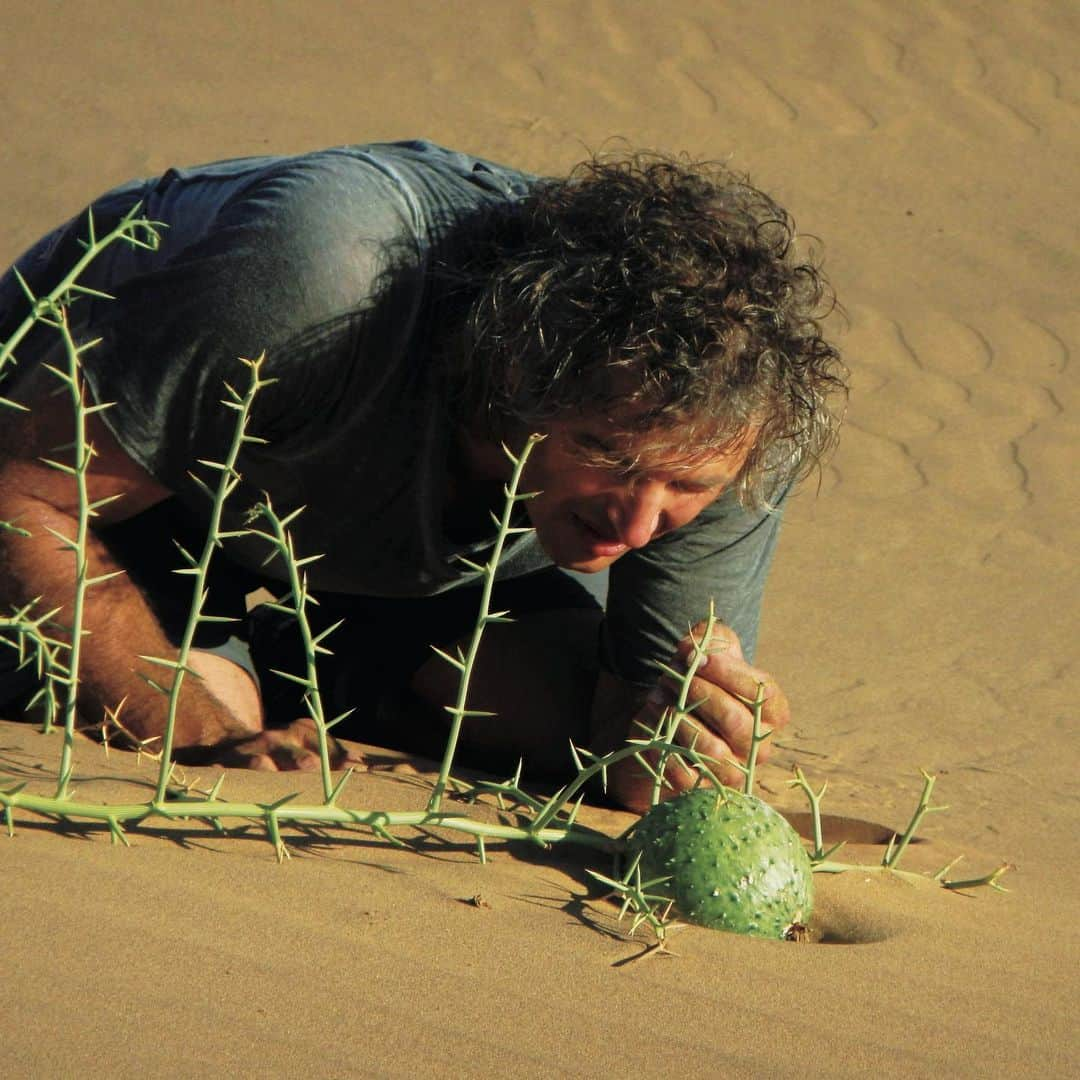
328, 767, 354, 805
933, 854, 964, 882
569, 740, 585, 773
325, 707, 356, 731
266, 791, 300, 811
108, 817, 131, 847
563, 795, 584, 829
883, 834, 897, 866
430, 644, 466, 671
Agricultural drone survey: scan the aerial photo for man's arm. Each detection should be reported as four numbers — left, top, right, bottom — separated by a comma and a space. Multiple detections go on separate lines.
0, 367, 258, 749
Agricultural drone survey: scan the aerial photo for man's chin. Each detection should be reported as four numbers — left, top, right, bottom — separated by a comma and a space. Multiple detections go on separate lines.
552, 548, 626, 574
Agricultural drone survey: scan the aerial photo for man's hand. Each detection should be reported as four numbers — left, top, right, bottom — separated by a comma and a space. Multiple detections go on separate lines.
605, 620, 790, 812
207, 718, 364, 772
664, 617, 789, 781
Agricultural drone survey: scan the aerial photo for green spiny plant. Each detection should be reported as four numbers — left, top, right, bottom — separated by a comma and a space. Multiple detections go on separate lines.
428, 433, 544, 814
240, 492, 355, 805
0, 209, 1010, 935
589, 647, 1011, 943
595, 618, 814, 940
0, 252, 625, 855
1, 204, 163, 754
0, 201, 162, 386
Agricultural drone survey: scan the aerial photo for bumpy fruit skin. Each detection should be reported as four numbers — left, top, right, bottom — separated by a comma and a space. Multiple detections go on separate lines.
626, 788, 813, 938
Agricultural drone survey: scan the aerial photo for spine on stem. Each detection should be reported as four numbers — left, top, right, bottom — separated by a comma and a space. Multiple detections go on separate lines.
0, 604, 64, 734
46, 311, 125, 797
427, 433, 544, 812
148, 354, 270, 803
648, 602, 719, 807
0, 203, 162, 384
0, 205, 161, 770
243, 497, 344, 803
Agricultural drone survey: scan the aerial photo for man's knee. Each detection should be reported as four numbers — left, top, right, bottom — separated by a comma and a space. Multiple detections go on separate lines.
408, 608, 603, 771
189, 647, 263, 735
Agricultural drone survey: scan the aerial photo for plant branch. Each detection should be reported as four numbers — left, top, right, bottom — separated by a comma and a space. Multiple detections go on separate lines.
148, 355, 270, 802
427, 433, 544, 812
48, 311, 99, 799
0, 203, 162, 383
247, 496, 340, 803
882, 768, 948, 871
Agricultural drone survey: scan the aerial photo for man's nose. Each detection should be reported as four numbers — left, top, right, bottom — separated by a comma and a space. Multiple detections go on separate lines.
607, 483, 666, 549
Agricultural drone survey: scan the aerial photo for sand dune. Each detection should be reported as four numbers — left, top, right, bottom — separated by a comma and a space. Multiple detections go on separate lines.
2, 1, 1077, 1076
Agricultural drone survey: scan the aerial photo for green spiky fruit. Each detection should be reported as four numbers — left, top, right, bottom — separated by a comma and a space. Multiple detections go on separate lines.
626, 788, 813, 939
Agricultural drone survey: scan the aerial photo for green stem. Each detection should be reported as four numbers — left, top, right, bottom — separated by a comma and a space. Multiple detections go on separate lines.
427, 433, 543, 813
882, 769, 947, 870
152, 356, 266, 802
788, 766, 826, 858
253, 498, 335, 802
531, 731, 724, 835
741, 680, 768, 797
0, 203, 161, 382
649, 603, 717, 807
1, 204, 160, 759
0, 785, 617, 854
51, 312, 95, 799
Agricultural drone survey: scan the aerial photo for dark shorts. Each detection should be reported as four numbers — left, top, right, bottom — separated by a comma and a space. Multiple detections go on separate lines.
1, 499, 603, 748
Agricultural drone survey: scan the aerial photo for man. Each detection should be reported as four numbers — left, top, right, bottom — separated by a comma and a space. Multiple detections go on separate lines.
0, 140, 846, 811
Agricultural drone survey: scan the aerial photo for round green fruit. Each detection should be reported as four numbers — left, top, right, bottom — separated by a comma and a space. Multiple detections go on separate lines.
626, 788, 813, 939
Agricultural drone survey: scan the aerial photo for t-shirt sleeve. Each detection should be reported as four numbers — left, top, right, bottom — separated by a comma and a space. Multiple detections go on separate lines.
82, 157, 424, 499
599, 483, 789, 686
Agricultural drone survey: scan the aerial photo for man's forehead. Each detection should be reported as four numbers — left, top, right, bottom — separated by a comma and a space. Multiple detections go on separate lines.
563, 412, 754, 473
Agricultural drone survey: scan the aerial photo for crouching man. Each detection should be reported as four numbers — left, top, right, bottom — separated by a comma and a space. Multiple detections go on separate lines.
0, 140, 846, 810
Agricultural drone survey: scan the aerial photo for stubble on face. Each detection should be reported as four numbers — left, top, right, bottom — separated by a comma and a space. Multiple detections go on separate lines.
519, 417, 755, 573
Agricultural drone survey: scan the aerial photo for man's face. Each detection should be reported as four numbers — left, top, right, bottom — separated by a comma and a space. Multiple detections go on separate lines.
520, 415, 754, 573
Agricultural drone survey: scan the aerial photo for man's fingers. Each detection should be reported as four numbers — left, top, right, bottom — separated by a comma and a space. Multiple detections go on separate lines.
207, 718, 364, 773
653, 670, 788, 760
217, 747, 279, 771
679, 676, 758, 758
662, 717, 748, 791
270, 743, 321, 771
671, 639, 790, 730
285, 719, 364, 771
680, 619, 746, 664
690, 651, 779, 710
642, 620, 792, 801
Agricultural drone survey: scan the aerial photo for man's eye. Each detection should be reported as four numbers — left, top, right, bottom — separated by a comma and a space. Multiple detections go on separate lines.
670, 480, 721, 495
572, 434, 634, 470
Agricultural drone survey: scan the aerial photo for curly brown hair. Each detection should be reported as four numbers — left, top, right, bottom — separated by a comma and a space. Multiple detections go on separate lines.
447, 152, 848, 506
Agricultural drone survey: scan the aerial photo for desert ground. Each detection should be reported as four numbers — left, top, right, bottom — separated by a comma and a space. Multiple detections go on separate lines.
1, 1, 1077, 1076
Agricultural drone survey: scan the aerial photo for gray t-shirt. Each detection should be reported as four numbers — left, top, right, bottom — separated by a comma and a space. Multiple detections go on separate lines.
0, 140, 784, 685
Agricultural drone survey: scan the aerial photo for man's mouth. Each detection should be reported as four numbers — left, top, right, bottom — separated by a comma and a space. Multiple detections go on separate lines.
571, 513, 627, 557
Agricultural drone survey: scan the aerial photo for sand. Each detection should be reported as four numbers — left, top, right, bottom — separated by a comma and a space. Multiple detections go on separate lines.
1, 1, 1077, 1076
